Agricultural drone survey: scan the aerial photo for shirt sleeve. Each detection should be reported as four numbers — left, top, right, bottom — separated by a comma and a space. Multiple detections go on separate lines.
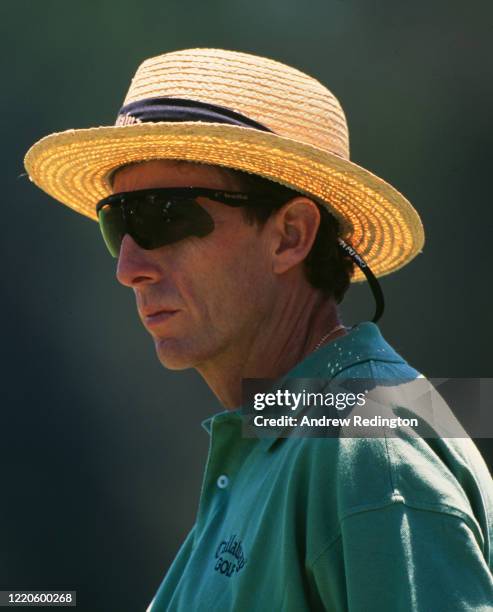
308, 501, 493, 612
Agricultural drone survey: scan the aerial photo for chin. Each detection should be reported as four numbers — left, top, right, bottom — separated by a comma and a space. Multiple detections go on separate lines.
154, 337, 203, 371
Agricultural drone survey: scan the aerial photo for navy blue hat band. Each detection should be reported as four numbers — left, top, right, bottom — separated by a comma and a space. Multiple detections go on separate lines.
116, 97, 273, 132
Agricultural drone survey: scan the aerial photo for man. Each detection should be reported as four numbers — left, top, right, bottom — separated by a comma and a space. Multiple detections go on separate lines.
25, 49, 493, 611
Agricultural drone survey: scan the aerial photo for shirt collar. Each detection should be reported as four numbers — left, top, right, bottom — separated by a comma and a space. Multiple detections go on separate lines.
201, 408, 242, 435
201, 323, 406, 449
287, 321, 405, 377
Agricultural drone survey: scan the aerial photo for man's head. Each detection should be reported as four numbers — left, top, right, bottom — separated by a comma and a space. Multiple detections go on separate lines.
113, 159, 353, 371
25, 49, 424, 368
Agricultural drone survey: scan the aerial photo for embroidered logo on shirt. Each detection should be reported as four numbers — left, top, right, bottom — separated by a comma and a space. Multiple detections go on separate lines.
214, 534, 247, 577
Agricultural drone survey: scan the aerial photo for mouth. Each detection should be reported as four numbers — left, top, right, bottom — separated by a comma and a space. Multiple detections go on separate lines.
142, 309, 180, 328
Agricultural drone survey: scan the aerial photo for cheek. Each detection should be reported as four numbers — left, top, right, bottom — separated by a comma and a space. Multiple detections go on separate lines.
214, 240, 273, 332
175, 232, 272, 332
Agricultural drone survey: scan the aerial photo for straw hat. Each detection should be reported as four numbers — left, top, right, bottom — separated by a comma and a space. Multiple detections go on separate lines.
24, 48, 424, 281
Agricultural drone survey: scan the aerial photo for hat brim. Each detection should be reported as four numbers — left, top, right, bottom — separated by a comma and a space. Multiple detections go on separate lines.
24, 121, 424, 282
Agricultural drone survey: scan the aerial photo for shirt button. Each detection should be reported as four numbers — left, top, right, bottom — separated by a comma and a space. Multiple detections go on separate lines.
217, 475, 229, 489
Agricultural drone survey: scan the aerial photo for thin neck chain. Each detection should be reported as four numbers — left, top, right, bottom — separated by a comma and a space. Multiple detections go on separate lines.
313, 324, 347, 352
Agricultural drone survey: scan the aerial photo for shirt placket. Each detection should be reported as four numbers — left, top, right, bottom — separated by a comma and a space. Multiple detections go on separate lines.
195, 414, 244, 542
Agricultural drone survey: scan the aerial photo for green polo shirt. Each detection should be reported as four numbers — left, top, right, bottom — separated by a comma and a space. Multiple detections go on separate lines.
148, 323, 493, 611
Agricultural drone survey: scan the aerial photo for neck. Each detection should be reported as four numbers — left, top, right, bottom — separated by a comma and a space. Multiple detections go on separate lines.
195, 290, 345, 409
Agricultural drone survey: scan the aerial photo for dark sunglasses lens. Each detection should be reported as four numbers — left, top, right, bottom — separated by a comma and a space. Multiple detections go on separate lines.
130, 197, 215, 249
128, 197, 170, 249
98, 205, 125, 257
98, 195, 215, 257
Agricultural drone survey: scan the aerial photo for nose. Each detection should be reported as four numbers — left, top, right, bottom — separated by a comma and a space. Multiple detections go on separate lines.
116, 234, 162, 288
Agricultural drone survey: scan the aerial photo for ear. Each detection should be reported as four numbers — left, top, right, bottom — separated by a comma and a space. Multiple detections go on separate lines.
270, 197, 320, 276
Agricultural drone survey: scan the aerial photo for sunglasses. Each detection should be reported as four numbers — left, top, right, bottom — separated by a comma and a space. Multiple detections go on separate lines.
96, 186, 385, 322
96, 187, 282, 257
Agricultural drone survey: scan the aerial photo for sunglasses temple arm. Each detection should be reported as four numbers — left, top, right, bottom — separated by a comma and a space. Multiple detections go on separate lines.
338, 238, 385, 323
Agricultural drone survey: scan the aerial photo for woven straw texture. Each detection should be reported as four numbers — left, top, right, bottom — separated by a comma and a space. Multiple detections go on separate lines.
24, 48, 424, 281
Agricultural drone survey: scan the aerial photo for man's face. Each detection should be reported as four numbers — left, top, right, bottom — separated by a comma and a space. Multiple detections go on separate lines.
113, 160, 277, 371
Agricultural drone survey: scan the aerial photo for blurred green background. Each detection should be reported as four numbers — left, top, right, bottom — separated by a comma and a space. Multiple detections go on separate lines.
2, 1, 492, 610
